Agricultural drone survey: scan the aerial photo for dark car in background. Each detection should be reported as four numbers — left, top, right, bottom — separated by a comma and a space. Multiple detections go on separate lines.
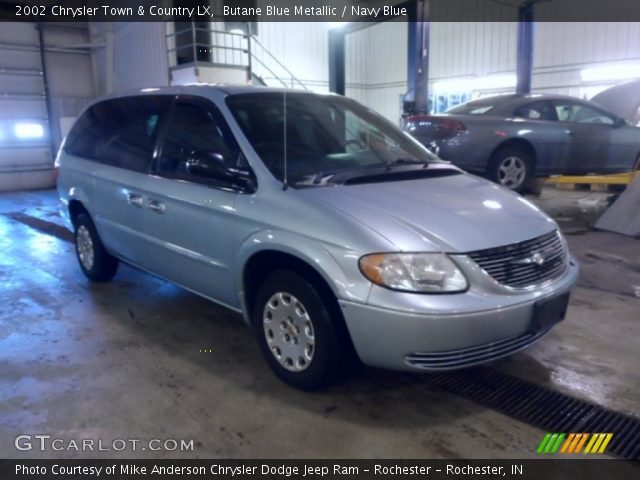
403, 94, 640, 192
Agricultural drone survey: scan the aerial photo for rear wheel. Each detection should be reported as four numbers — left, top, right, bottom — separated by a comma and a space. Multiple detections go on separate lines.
489, 147, 533, 193
74, 213, 119, 281
252, 270, 353, 390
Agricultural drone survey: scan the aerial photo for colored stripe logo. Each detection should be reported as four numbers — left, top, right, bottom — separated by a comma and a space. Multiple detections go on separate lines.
537, 433, 613, 454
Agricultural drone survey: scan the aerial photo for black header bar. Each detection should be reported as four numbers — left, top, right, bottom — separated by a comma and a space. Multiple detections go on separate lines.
0, 459, 638, 480
2, 0, 640, 22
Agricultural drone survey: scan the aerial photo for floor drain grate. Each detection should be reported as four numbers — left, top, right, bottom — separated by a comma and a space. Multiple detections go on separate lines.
425, 367, 640, 460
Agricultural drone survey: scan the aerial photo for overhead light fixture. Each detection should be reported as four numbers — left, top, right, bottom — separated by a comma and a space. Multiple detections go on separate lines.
581, 63, 640, 82
229, 28, 245, 35
14, 123, 44, 139
433, 74, 516, 92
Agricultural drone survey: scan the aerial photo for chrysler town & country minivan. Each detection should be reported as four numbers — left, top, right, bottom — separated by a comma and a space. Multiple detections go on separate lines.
57, 86, 579, 390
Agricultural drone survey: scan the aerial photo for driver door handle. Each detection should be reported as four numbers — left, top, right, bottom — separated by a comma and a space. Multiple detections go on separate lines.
565, 129, 575, 137
126, 193, 144, 208
147, 199, 166, 214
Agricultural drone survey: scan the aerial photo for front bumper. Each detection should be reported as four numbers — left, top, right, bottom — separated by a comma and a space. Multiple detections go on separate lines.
339, 256, 579, 371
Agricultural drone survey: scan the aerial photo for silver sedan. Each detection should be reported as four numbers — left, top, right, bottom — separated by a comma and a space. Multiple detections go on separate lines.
404, 93, 640, 192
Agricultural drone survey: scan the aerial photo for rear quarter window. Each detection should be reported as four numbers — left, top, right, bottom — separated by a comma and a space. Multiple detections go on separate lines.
64, 96, 171, 173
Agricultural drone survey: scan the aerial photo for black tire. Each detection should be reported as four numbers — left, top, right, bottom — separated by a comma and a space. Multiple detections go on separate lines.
488, 147, 533, 193
252, 270, 354, 390
74, 213, 119, 282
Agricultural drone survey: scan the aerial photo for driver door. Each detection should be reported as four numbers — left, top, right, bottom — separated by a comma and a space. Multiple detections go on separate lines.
142, 96, 245, 308
551, 100, 629, 174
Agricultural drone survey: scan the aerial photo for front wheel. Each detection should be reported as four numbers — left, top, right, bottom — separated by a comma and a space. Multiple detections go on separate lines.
253, 270, 353, 390
488, 147, 533, 193
74, 213, 119, 281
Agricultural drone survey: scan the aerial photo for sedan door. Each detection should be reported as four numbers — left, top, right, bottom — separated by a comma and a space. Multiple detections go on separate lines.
550, 100, 634, 174
142, 97, 247, 309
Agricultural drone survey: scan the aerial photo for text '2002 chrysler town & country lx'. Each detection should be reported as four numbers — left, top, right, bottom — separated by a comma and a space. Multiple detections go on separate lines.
57, 86, 579, 390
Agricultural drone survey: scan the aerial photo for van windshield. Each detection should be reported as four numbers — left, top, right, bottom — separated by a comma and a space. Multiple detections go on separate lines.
226, 92, 441, 186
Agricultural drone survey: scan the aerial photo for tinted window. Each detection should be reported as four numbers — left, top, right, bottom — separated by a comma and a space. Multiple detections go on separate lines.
446, 99, 498, 115
157, 99, 241, 186
65, 96, 170, 172
553, 101, 615, 125
514, 101, 557, 121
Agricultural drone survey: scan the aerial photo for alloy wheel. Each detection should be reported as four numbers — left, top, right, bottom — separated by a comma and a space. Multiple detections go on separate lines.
498, 156, 526, 189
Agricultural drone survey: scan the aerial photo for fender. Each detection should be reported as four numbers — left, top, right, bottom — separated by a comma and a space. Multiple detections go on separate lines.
234, 229, 372, 322
60, 185, 92, 231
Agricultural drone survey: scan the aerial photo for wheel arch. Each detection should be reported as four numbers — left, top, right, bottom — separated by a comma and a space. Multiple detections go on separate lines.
241, 249, 342, 326
489, 137, 537, 170
68, 199, 89, 228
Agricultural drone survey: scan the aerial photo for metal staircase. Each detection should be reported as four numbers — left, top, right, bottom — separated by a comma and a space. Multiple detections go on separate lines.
166, 22, 307, 90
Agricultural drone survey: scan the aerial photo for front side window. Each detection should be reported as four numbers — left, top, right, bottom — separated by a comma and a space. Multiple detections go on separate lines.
514, 101, 557, 121
65, 96, 170, 173
157, 99, 242, 187
226, 92, 441, 186
553, 101, 615, 125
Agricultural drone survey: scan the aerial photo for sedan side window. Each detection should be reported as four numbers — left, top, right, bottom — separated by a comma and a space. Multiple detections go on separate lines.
514, 101, 557, 121
553, 102, 615, 125
158, 100, 242, 187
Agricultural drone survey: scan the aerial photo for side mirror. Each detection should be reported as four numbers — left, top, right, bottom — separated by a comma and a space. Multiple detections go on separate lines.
186, 151, 255, 191
614, 117, 627, 127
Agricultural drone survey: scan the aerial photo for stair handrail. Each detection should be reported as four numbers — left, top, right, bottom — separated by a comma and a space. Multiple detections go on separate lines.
247, 34, 308, 90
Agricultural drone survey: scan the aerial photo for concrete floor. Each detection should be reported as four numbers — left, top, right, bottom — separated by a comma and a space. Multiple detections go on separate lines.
0, 187, 638, 459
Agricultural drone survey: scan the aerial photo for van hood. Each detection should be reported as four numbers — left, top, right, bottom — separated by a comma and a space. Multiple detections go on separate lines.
298, 172, 557, 253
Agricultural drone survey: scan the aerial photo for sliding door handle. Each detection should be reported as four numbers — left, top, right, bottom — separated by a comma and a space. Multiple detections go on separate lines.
148, 199, 166, 214
126, 193, 144, 208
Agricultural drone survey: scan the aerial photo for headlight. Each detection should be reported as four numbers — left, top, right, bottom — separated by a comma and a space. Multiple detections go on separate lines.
359, 253, 468, 293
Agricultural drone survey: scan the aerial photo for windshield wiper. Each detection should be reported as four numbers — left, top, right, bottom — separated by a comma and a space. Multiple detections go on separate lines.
386, 158, 431, 169
302, 159, 431, 186
307, 159, 431, 185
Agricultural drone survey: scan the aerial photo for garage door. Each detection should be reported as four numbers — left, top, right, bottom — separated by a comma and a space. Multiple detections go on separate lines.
0, 22, 54, 191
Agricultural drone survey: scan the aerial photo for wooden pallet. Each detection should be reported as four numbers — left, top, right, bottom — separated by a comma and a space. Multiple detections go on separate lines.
545, 172, 639, 192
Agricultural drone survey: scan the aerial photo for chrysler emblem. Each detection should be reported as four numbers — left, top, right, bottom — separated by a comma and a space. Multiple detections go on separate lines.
514, 252, 546, 266
530, 252, 545, 266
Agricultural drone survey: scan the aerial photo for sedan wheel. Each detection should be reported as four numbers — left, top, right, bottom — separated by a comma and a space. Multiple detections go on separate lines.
498, 156, 527, 190
489, 147, 533, 193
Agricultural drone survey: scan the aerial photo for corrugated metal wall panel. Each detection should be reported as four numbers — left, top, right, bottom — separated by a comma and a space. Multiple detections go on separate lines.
345, 22, 407, 123
256, 22, 331, 91
430, 22, 517, 82
533, 22, 640, 98
430, 19, 640, 101
113, 22, 169, 91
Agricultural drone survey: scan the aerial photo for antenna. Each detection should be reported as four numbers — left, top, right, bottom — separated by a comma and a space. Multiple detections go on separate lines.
282, 90, 288, 190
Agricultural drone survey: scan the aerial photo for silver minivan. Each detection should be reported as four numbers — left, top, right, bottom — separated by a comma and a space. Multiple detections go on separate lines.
57, 86, 579, 390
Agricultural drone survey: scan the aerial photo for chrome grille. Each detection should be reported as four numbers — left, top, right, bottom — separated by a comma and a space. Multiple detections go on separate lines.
466, 230, 567, 289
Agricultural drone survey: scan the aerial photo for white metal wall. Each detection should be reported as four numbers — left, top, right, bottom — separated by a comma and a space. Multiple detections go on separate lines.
533, 22, 640, 99
113, 23, 169, 92
255, 22, 332, 92
429, 21, 640, 101
346, 22, 408, 124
